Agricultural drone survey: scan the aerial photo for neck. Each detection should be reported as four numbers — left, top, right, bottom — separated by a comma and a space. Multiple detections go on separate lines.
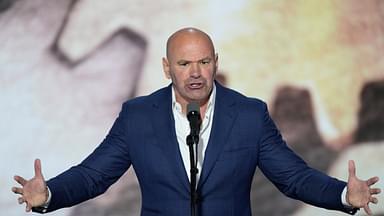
172, 85, 214, 119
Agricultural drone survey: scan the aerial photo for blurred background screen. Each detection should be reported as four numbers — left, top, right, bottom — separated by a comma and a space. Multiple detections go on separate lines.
1, 0, 383, 215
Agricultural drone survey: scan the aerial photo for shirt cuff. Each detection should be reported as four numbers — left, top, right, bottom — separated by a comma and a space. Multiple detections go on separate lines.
43, 186, 52, 207
341, 186, 350, 207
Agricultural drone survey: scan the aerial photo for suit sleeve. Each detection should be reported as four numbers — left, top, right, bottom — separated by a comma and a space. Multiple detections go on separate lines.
37, 103, 132, 213
257, 102, 358, 215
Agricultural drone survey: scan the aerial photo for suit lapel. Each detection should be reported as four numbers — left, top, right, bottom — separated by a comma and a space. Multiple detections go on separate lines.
198, 83, 238, 188
150, 85, 190, 192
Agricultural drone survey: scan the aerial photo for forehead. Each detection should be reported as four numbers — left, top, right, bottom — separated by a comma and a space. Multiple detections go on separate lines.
167, 31, 215, 60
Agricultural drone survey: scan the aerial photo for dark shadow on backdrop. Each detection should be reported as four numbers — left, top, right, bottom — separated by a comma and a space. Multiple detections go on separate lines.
355, 79, 384, 143
0, 0, 14, 12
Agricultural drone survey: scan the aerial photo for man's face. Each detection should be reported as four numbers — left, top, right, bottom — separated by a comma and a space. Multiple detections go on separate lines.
162, 32, 218, 108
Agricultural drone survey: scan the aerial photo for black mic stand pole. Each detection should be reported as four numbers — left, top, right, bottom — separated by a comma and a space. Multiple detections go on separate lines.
187, 133, 199, 216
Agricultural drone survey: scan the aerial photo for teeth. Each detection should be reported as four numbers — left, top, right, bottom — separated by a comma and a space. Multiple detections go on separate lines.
189, 82, 203, 89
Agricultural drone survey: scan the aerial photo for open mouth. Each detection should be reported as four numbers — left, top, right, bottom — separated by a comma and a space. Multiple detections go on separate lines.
188, 82, 203, 89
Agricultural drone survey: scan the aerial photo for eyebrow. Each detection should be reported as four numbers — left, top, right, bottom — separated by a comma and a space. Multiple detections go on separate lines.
176, 57, 212, 64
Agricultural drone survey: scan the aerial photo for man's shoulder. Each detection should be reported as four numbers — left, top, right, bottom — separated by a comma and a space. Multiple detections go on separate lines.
121, 85, 170, 109
218, 84, 266, 108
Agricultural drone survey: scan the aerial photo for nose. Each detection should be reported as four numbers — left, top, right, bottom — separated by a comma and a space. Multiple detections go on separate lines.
190, 63, 201, 78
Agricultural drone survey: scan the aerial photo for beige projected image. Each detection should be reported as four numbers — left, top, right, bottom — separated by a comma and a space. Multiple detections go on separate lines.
1, 0, 383, 215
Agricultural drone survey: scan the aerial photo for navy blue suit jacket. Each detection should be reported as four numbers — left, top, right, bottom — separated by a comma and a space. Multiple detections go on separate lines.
42, 82, 355, 215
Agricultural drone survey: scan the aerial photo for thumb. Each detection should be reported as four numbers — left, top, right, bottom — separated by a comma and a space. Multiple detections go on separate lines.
348, 160, 356, 179
34, 159, 43, 178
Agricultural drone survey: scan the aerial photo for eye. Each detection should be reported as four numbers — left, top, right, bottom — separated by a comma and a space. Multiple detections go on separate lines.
200, 59, 211, 65
178, 61, 189, 66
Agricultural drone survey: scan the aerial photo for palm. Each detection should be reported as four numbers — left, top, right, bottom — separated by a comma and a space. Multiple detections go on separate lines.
348, 176, 371, 206
22, 175, 47, 206
12, 159, 48, 212
346, 160, 380, 215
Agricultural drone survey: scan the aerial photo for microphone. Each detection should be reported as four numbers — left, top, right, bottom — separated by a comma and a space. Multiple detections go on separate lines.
187, 102, 201, 138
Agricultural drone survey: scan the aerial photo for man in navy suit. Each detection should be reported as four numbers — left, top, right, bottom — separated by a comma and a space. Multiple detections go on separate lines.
12, 27, 381, 215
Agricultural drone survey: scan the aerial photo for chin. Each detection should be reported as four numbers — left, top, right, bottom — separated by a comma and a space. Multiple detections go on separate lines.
191, 95, 210, 103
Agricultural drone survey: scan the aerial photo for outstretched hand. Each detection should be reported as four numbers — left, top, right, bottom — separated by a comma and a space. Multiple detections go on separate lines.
12, 159, 48, 212
346, 160, 381, 215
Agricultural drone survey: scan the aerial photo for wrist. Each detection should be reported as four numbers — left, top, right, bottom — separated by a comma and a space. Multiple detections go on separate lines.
32, 186, 51, 213
342, 186, 352, 207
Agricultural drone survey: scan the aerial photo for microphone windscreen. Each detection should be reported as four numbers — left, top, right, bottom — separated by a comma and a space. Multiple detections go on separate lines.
187, 102, 200, 114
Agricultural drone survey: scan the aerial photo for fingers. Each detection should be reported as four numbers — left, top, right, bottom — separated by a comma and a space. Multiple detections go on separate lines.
370, 196, 378, 204
367, 176, 379, 186
12, 187, 23, 195
12, 175, 26, 195
14, 175, 27, 186
18, 196, 25, 204
363, 203, 372, 216
370, 188, 381, 195
26, 202, 32, 212
348, 160, 356, 178
34, 159, 43, 178
16, 196, 31, 212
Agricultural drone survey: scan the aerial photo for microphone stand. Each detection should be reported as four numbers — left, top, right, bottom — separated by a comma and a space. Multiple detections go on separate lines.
187, 133, 199, 216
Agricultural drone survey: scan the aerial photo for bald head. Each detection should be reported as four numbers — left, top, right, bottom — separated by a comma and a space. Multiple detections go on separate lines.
166, 27, 215, 60
162, 27, 218, 111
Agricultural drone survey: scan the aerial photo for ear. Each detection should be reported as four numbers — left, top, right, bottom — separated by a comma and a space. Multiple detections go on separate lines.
215, 53, 218, 69
214, 53, 219, 76
162, 57, 171, 79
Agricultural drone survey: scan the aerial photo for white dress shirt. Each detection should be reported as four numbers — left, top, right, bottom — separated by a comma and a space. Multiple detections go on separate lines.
171, 84, 216, 183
